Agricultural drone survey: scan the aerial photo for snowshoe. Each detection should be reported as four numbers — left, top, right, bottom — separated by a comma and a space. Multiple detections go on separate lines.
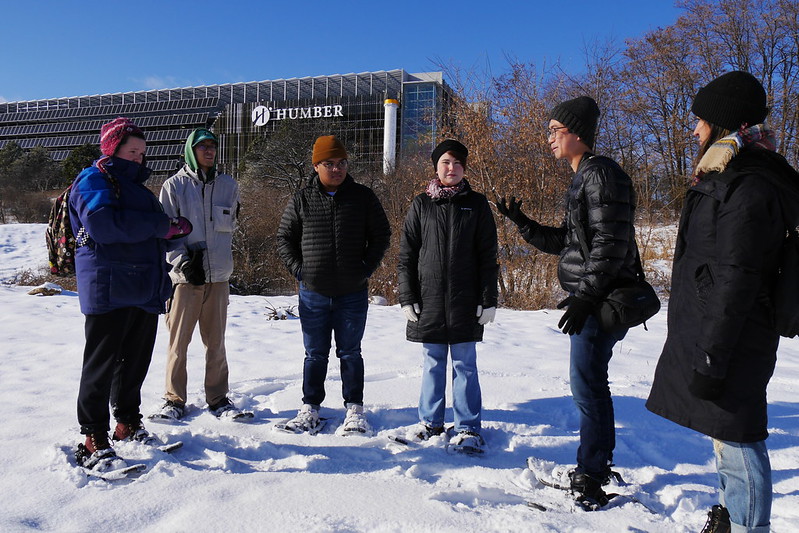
148, 401, 186, 423
209, 398, 254, 421
445, 430, 485, 456
75, 441, 145, 480
335, 404, 373, 436
273, 404, 326, 435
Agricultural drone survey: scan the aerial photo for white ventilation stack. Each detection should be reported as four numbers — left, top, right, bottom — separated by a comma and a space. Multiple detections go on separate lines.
383, 98, 399, 174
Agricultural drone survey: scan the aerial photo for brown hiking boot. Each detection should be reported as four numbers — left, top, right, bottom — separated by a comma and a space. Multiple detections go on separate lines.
112, 421, 155, 444
75, 432, 126, 471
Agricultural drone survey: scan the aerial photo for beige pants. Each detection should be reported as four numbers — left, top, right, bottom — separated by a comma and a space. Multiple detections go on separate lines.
164, 282, 230, 406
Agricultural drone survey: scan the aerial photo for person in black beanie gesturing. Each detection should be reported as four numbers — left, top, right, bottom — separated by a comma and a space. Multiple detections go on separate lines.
497, 96, 639, 507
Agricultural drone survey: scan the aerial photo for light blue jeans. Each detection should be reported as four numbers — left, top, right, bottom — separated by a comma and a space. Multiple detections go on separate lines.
418, 342, 481, 433
713, 438, 772, 533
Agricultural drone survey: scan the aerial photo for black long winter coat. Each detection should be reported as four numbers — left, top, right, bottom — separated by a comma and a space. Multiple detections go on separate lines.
521, 154, 637, 303
398, 181, 499, 344
646, 148, 797, 442
277, 174, 391, 297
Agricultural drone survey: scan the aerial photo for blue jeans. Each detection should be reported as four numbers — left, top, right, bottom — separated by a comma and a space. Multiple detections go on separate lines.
714, 438, 772, 532
299, 285, 368, 407
569, 315, 627, 477
418, 342, 481, 433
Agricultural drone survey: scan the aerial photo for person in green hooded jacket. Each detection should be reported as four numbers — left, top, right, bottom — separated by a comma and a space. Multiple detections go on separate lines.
153, 128, 244, 420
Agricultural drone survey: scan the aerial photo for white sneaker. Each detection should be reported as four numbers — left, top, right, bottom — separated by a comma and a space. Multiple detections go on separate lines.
282, 404, 321, 433
337, 404, 372, 435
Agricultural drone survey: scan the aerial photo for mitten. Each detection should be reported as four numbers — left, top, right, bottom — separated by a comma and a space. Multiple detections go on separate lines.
164, 217, 193, 240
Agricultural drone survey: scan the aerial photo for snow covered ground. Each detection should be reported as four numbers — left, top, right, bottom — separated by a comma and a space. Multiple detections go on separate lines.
1, 223, 797, 532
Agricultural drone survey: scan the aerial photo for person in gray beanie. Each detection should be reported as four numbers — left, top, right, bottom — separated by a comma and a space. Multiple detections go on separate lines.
496, 95, 639, 507
647, 70, 798, 533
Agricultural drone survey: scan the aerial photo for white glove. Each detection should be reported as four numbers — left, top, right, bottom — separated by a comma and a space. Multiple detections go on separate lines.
477, 305, 496, 325
402, 303, 421, 322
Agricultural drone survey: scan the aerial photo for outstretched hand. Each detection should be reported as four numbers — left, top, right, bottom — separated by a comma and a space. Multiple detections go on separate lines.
496, 196, 533, 228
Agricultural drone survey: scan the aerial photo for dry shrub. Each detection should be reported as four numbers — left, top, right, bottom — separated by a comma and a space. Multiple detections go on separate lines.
230, 183, 296, 295
6, 267, 78, 292
2, 190, 52, 223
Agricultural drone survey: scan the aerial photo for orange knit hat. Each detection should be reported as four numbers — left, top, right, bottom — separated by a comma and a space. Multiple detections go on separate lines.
312, 135, 348, 165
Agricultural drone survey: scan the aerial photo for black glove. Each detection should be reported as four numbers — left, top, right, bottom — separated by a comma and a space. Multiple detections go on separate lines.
557, 295, 595, 335
688, 369, 724, 401
181, 249, 206, 286
496, 196, 534, 228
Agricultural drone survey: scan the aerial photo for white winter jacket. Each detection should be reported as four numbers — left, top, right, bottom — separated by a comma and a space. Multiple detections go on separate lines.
160, 165, 240, 284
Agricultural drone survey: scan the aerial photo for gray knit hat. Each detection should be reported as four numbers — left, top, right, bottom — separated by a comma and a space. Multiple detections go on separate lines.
549, 96, 600, 149
691, 71, 768, 131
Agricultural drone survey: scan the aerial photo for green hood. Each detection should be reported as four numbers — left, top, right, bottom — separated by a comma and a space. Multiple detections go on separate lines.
184, 128, 218, 174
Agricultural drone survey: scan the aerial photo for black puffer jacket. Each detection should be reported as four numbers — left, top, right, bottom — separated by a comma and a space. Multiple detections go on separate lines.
647, 148, 797, 442
398, 181, 498, 343
521, 154, 637, 302
277, 174, 391, 297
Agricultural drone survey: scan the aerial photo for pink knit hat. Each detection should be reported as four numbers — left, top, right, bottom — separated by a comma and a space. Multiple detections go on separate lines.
100, 117, 144, 156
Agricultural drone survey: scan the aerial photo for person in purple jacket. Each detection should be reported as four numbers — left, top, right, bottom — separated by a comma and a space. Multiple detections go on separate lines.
68, 117, 191, 474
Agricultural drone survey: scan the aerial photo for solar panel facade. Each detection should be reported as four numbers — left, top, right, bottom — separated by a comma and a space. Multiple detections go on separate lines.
0, 69, 447, 183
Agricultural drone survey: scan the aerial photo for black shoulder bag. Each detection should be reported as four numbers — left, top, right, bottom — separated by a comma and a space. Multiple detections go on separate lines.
574, 224, 661, 332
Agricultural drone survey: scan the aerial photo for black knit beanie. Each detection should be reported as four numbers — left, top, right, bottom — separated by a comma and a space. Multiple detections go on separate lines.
691, 71, 768, 131
431, 139, 468, 169
549, 96, 600, 149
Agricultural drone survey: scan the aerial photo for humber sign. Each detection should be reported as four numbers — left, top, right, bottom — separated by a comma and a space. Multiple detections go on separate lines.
251, 104, 345, 126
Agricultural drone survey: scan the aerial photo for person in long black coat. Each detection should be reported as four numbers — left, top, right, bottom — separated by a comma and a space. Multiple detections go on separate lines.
646, 71, 799, 532
398, 140, 498, 451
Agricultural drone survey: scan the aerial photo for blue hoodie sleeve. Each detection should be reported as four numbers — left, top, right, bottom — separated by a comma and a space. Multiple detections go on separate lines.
71, 168, 170, 244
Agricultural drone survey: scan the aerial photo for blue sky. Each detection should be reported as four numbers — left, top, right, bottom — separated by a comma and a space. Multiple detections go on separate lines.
0, 0, 683, 103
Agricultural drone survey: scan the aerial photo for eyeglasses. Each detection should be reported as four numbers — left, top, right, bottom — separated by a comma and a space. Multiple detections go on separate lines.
546, 126, 568, 139
195, 143, 217, 151
320, 160, 348, 170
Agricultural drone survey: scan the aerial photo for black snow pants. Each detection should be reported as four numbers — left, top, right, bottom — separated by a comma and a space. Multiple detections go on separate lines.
77, 307, 158, 434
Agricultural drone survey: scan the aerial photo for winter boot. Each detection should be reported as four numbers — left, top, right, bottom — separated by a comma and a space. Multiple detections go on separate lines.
282, 404, 322, 433
112, 420, 157, 445
338, 404, 372, 435
413, 423, 445, 441
154, 400, 185, 421
448, 430, 486, 454
569, 470, 611, 508
75, 432, 127, 472
700, 505, 731, 533
209, 397, 251, 419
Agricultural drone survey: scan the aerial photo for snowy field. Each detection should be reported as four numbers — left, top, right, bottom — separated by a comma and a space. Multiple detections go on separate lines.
1, 222, 798, 532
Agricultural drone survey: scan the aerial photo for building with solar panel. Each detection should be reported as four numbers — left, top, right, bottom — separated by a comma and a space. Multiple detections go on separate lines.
0, 69, 449, 183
